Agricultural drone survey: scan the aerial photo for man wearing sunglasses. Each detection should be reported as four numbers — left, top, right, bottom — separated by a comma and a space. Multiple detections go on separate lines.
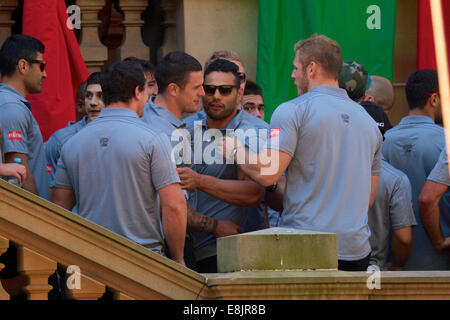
181, 59, 268, 273
141, 52, 245, 271
382, 69, 449, 270
0, 34, 49, 200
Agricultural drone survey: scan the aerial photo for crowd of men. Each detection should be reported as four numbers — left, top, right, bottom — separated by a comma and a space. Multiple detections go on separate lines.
0, 33, 449, 277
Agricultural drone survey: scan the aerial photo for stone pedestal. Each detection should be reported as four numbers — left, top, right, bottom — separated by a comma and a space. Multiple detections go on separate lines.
217, 228, 338, 273
159, 0, 179, 58
78, 0, 108, 73
119, 0, 148, 60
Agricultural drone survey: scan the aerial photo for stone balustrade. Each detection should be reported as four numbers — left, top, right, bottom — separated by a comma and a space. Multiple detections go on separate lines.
0, 0, 163, 72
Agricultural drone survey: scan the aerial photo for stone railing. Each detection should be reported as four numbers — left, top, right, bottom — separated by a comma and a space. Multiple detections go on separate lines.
2, 177, 450, 300
0, 179, 206, 300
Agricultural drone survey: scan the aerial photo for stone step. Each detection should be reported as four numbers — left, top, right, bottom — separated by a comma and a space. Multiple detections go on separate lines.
217, 227, 338, 272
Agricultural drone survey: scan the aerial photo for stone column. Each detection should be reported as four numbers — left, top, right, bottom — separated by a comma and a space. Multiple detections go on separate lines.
0, 236, 10, 300
0, 0, 19, 45
118, 0, 149, 60
17, 246, 57, 300
159, 0, 179, 57
77, 0, 108, 73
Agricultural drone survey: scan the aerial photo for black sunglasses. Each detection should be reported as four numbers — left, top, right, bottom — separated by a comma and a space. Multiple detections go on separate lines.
30, 59, 46, 72
203, 85, 238, 96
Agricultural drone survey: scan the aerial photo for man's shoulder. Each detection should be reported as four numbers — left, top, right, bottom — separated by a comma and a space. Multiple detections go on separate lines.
381, 160, 411, 187
239, 111, 270, 130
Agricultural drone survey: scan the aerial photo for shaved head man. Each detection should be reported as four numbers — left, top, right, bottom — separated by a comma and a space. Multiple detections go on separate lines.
364, 76, 395, 112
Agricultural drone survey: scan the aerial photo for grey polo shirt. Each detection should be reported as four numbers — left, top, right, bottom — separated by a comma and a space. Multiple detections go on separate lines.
368, 158, 417, 270
428, 148, 450, 185
426, 149, 450, 269
45, 117, 87, 188
141, 97, 186, 140
0, 83, 49, 200
55, 107, 180, 254
184, 109, 270, 261
382, 115, 449, 270
270, 86, 382, 261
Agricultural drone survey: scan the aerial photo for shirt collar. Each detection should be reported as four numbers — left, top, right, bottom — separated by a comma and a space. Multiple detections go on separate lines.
399, 115, 436, 125
147, 97, 185, 128
309, 85, 349, 99
98, 107, 139, 119
0, 83, 31, 110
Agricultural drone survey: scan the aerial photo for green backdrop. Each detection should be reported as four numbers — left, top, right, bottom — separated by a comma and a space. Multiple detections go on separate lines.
257, 0, 397, 122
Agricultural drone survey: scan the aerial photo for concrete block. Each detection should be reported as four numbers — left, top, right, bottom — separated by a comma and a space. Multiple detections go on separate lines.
217, 227, 338, 273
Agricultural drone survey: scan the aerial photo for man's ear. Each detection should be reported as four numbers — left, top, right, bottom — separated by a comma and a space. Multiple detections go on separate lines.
430, 93, 440, 107
17, 59, 29, 75
134, 85, 143, 101
167, 83, 179, 97
365, 95, 375, 103
308, 61, 317, 79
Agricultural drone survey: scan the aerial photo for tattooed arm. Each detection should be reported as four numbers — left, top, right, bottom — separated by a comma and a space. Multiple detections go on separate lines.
187, 206, 243, 238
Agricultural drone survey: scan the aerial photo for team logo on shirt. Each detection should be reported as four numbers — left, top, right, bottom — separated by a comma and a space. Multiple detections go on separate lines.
99, 137, 109, 151
8, 131, 22, 141
270, 128, 280, 139
402, 144, 414, 157
341, 114, 350, 127
46, 164, 52, 175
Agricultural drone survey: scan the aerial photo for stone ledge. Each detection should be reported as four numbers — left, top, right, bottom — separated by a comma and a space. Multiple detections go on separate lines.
217, 228, 338, 273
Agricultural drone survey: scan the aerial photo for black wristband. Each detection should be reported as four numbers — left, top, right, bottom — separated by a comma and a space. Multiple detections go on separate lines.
211, 219, 219, 234
265, 182, 278, 192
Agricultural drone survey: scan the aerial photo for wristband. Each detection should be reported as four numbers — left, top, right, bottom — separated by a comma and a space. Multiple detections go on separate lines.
211, 218, 219, 234
265, 182, 278, 192
229, 146, 238, 160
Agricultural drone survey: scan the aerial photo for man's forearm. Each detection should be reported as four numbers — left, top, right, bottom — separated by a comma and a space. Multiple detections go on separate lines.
5, 152, 38, 195
187, 206, 217, 233
197, 174, 264, 207
420, 201, 445, 248
162, 207, 186, 264
390, 228, 413, 269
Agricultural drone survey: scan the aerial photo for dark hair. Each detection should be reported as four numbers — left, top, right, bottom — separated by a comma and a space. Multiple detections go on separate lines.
76, 81, 87, 103
204, 59, 240, 86
405, 69, 439, 110
86, 71, 106, 87
0, 34, 45, 77
155, 51, 202, 94
102, 61, 146, 106
123, 56, 155, 75
244, 80, 263, 97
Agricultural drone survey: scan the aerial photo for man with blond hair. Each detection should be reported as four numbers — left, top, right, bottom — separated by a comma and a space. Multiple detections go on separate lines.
222, 34, 382, 271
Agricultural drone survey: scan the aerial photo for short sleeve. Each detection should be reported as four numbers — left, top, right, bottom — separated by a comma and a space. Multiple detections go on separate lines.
428, 149, 450, 186
0, 103, 30, 155
269, 102, 298, 156
371, 132, 383, 176
150, 133, 181, 191
44, 135, 62, 188
390, 174, 417, 230
54, 149, 73, 190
